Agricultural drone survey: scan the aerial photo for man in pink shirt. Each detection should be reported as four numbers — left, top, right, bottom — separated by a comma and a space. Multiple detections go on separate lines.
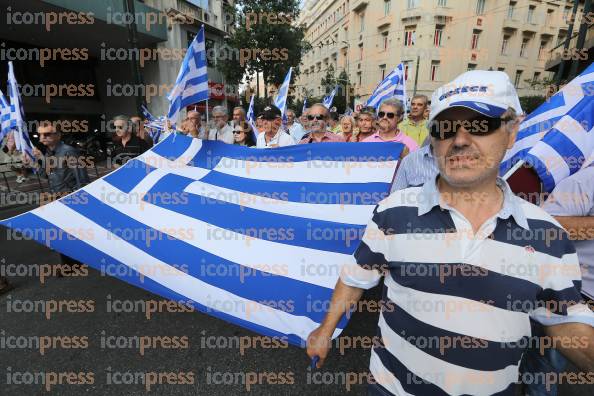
299, 103, 345, 144
362, 98, 419, 157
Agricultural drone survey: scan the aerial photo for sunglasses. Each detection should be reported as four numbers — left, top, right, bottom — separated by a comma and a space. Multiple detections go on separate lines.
378, 111, 402, 119
430, 116, 504, 140
307, 114, 326, 121
39, 132, 57, 138
233, 130, 247, 134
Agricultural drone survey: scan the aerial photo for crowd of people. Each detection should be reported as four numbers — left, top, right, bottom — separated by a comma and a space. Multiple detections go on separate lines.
168, 94, 431, 157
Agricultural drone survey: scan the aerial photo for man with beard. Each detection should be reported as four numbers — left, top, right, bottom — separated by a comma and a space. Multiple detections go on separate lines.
298, 104, 344, 144
306, 71, 594, 396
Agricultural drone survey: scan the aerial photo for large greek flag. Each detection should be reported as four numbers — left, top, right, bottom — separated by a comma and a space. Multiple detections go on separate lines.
273, 67, 293, 118
7, 61, 33, 160
501, 63, 594, 192
1, 136, 403, 346
366, 63, 407, 111
167, 25, 209, 124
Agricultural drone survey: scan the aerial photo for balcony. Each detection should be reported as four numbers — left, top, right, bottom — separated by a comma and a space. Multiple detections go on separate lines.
502, 17, 520, 31
401, 8, 423, 23
351, 0, 368, 12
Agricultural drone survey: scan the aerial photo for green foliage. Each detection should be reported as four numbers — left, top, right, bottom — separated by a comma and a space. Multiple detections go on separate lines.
519, 96, 546, 115
219, 0, 311, 97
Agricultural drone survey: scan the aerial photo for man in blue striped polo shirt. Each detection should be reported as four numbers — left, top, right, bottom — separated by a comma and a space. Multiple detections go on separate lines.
306, 71, 594, 395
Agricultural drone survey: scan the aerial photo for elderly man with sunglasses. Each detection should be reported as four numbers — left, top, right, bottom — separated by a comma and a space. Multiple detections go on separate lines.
298, 103, 344, 144
362, 99, 419, 155
306, 71, 594, 396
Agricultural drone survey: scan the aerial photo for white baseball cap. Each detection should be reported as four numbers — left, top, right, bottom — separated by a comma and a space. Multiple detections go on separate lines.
429, 71, 523, 123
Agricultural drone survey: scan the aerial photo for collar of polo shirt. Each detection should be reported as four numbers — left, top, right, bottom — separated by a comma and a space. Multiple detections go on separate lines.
417, 174, 529, 230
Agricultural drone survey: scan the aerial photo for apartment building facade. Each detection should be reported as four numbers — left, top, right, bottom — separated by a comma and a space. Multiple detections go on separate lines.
296, 0, 585, 107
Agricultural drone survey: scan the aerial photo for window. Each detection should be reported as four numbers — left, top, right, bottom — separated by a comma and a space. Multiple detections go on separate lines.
557, 33, 567, 47
533, 71, 541, 83
467, 63, 477, 71
527, 5, 535, 23
384, 0, 391, 16
359, 43, 364, 60
501, 35, 510, 55
407, 0, 419, 9
514, 70, 523, 88
435, 26, 444, 46
382, 32, 389, 50
430, 61, 440, 81
404, 28, 416, 46
357, 72, 362, 86
476, 0, 486, 15
520, 38, 530, 57
403, 61, 412, 81
563, 7, 571, 23
438, 0, 447, 6
471, 31, 480, 50
546, 9, 554, 26
497, 67, 505, 72
359, 13, 365, 32
507, 2, 515, 19
380, 64, 386, 80
538, 41, 547, 60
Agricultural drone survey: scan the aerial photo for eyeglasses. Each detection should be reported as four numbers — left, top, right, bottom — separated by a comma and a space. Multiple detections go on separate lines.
307, 114, 326, 121
233, 130, 246, 135
378, 111, 402, 119
430, 116, 504, 140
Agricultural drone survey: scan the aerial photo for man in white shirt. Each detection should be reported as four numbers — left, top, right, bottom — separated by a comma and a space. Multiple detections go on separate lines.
208, 106, 234, 144
187, 110, 207, 139
286, 109, 305, 142
256, 105, 295, 148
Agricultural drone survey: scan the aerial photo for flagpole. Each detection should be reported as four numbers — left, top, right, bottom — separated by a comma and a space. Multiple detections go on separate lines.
503, 160, 525, 180
206, 99, 209, 126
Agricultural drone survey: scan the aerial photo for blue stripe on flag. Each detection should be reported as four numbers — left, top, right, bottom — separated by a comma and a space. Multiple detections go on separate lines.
191, 141, 402, 168
144, 174, 365, 255
103, 160, 157, 194
200, 171, 390, 205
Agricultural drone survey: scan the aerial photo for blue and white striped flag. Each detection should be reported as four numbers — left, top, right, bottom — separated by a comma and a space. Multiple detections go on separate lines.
7, 62, 34, 160
1, 136, 403, 346
141, 104, 156, 122
501, 63, 594, 192
0, 89, 14, 143
323, 87, 337, 109
366, 63, 407, 112
344, 107, 353, 116
246, 95, 258, 140
168, 25, 209, 125
273, 67, 293, 118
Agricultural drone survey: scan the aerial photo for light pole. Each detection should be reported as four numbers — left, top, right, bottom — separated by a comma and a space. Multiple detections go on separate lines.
342, 41, 350, 108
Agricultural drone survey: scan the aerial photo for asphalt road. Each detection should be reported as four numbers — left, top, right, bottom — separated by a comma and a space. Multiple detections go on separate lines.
1, 204, 592, 396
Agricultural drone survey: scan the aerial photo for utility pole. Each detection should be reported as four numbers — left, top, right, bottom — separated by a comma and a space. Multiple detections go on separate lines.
569, 0, 593, 79
342, 41, 350, 108
555, 0, 580, 84
413, 56, 420, 96
123, 0, 144, 115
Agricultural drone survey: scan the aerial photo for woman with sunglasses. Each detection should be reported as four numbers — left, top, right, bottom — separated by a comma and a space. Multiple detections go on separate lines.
233, 122, 256, 147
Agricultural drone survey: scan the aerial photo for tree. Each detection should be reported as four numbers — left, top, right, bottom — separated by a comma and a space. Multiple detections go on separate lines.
319, 65, 350, 114
219, 0, 311, 99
